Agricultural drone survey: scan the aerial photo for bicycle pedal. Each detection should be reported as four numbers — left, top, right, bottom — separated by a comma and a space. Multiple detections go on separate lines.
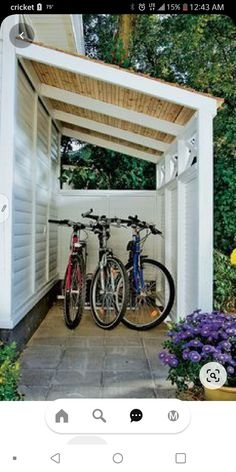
57, 295, 65, 300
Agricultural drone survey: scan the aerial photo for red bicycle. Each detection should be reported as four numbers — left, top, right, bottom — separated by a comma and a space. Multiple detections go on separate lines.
48, 219, 87, 329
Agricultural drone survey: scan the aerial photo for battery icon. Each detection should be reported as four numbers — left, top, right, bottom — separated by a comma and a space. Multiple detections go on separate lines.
183, 3, 188, 11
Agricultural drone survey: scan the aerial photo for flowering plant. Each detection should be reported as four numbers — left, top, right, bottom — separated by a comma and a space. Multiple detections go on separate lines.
159, 311, 236, 394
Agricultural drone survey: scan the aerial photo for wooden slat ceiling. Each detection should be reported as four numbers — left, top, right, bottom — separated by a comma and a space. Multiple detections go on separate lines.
50, 99, 174, 144
33, 61, 195, 125
62, 123, 162, 157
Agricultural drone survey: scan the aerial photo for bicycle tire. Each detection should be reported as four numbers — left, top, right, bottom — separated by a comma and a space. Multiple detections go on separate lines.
64, 253, 86, 329
90, 256, 129, 329
122, 258, 175, 331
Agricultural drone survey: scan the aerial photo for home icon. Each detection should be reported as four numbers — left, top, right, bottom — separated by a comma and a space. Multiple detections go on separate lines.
55, 409, 69, 424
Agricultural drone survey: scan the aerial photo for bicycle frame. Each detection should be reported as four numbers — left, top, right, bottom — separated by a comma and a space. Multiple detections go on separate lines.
65, 227, 86, 291
97, 224, 113, 293
130, 228, 146, 294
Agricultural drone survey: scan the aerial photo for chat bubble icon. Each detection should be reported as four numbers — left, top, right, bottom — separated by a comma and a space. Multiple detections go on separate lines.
130, 409, 143, 422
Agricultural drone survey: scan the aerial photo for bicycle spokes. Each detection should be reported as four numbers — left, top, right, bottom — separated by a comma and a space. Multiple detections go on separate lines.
125, 261, 171, 327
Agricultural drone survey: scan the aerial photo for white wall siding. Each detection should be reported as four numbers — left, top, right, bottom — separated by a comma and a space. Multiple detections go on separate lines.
11, 65, 59, 325
35, 102, 50, 289
48, 124, 59, 279
12, 70, 35, 311
0, 27, 3, 126
57, 191, 159, 278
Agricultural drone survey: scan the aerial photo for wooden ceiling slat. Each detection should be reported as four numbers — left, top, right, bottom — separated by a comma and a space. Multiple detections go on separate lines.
50, 99, 175, 145
62, 122, 162, 157
32, 61, 195, 127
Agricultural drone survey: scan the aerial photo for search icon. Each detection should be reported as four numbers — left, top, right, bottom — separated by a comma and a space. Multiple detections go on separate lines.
92, 409, 107, 423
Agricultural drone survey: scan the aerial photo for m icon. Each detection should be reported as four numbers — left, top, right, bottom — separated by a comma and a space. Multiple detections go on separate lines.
168, 410, 179, 422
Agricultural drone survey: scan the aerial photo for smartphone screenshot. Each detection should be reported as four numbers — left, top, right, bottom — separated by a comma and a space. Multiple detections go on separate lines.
0, 1, 235, 470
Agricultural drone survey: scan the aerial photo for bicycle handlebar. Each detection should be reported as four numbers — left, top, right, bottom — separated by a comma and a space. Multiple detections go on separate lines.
48, 219, 86, 230
127, 215, 162, 235
82, 209, 119, 225
81, 208, 99, 221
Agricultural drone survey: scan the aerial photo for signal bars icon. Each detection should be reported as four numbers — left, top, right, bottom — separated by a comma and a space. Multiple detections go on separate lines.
157, 3, 165, 10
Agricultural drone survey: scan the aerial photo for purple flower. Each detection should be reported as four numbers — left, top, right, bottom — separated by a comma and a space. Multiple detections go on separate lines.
187, 339, 203, 348
226, 328, 236, 336
189, 351, 201, 363
218, 341, 231, 351
201, 328, 210, 337
202, 345, 215, 354
214, 352, 227, 363
227, 366, 234, 375
182, 349, 190, 360
159, 351, 167, 360
169, 358, 179, 367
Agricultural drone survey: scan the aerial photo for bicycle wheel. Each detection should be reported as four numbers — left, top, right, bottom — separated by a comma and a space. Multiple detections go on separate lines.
122, 258, 175, 330
90, 256, 129, 329
64, 254, 86, 329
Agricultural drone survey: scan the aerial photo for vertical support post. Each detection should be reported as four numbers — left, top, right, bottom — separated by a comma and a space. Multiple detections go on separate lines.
31, 93, 38, 294
176, 139, 187, 320
46, 116, 52, 282
0, 16, 18, 328
197, 109, 214, 312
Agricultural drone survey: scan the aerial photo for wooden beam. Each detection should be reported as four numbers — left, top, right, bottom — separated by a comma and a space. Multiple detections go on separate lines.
16, 40, 217, 112
41, 84, 182, 136
62, 127, 160, 163
53, 110, 168, 152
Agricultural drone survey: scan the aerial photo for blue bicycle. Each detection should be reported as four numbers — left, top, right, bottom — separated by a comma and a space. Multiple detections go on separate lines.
119, 215, 175, 330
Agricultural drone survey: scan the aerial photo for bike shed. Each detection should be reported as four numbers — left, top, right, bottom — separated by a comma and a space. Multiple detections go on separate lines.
0, 16, 223, 334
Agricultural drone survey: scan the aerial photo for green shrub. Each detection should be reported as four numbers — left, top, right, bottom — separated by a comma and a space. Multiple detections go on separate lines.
214, 250, 236, 312
0, 342, 22, 401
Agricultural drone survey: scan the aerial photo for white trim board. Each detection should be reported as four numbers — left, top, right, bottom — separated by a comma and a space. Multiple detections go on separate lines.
42, 85, 182, 136
15, 40, 218, 112
53, 110, 168, 152
62, 127, 161, 163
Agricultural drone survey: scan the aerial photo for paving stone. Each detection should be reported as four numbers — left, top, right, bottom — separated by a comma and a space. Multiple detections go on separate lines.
46, 386, 101, 400
104, 336, 142, 347
35, 325, 72, 338
18, 302, 172, 400
101, 387, 156, 398
28, 336, 68, 347
19, 368, 54, 386
58, 349, 105, 372
103, 347, 148, 372
19, 385, 50, 401
65, 337, 105, 349
53, 370, 101, 387
103, 370, 155, 389
20, 346, 63, 369
101, 371, 160, 397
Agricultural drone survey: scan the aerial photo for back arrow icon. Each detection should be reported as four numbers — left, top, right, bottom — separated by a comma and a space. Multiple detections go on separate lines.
51, 453, 60, 464
19, 32, 25, 39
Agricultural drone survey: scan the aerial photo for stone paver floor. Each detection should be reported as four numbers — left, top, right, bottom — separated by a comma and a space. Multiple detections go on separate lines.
19, 302, 175, 400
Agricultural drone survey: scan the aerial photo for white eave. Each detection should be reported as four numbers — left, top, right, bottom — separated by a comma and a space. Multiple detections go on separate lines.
21, 14, 85, 54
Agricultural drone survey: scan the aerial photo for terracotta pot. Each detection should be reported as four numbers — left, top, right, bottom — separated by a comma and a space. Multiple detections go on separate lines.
204, 386, 236, 401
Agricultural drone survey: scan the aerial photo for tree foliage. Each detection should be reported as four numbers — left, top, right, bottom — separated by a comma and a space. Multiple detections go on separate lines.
62, 14, 236, 253
61, 145, 155, 190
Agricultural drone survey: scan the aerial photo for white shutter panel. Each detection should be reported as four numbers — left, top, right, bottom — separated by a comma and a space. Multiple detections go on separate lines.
48, 124, 59, 279
35, 101, 50, 289
12, 68, 35, 311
